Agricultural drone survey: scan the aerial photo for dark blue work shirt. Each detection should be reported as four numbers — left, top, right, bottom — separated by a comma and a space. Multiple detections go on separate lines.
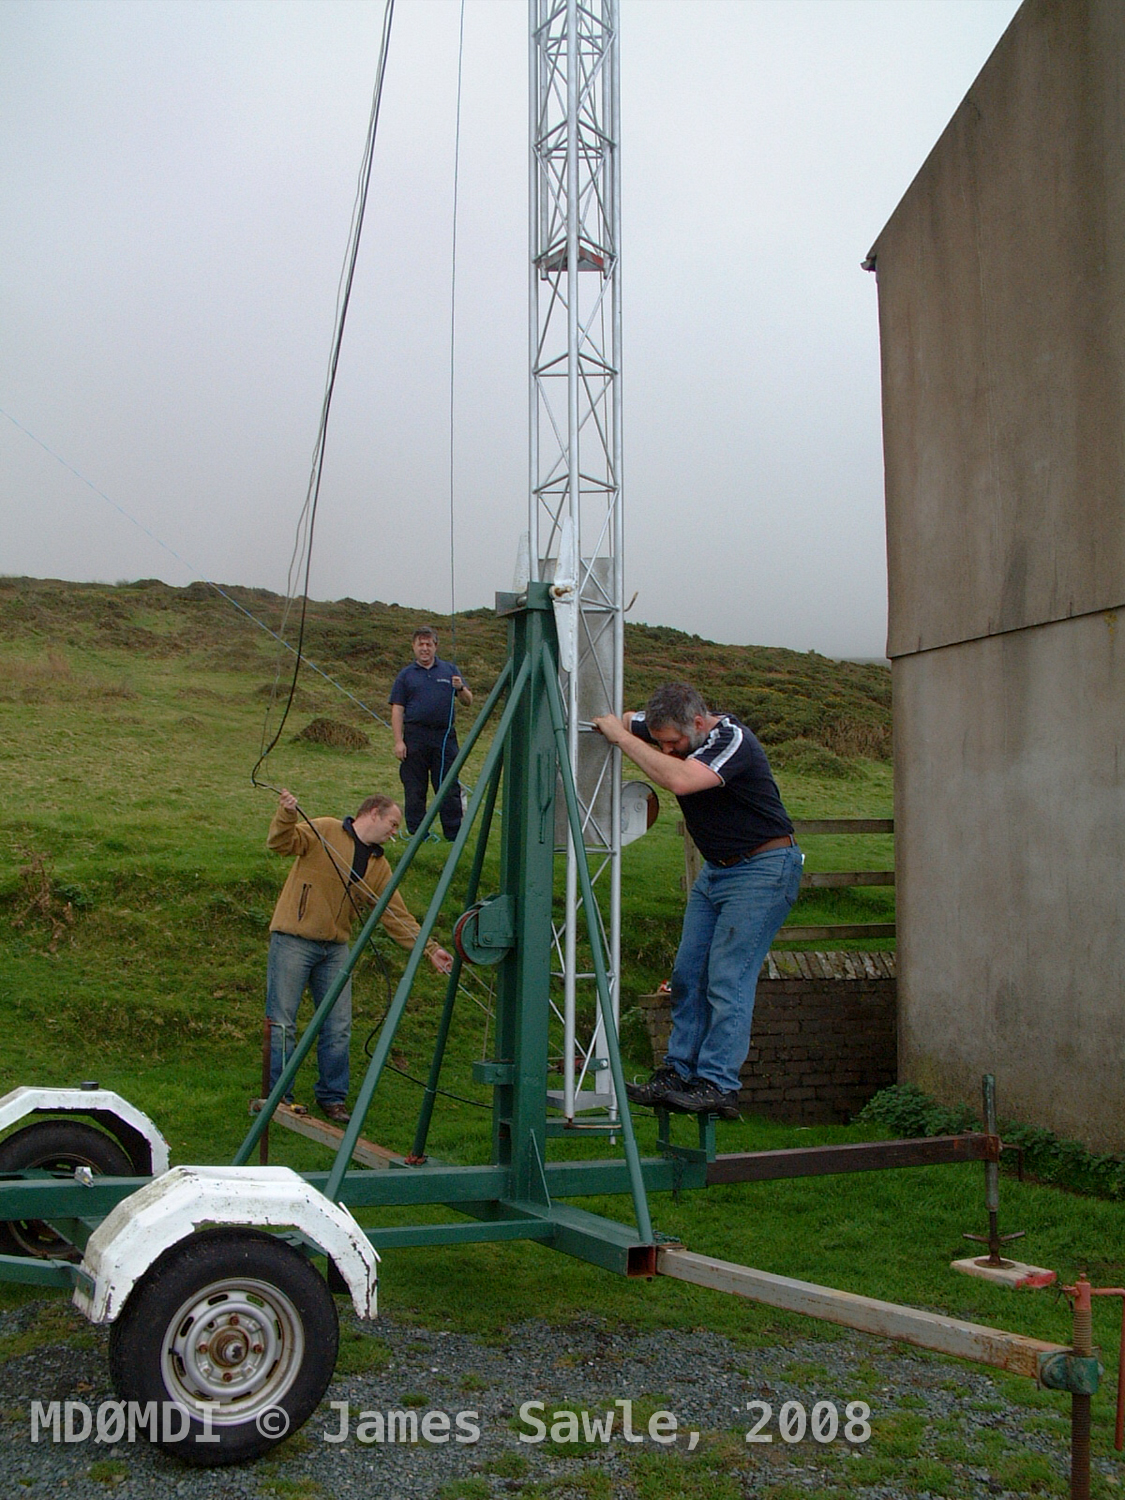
389, 658, 463, 732
631, 711, 793, 863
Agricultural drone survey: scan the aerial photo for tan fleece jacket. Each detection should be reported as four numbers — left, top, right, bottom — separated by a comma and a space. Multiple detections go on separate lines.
267, 806, 440, 958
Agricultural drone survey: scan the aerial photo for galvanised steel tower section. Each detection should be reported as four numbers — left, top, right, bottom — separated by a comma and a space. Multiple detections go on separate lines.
529, 0, 623, 1119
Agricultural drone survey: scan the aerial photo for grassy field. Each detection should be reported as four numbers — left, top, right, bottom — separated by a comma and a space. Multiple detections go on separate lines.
0, 578, 1121, 1495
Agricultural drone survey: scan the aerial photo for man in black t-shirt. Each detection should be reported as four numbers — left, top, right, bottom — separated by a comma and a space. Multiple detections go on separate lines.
593, 682, 803, 1119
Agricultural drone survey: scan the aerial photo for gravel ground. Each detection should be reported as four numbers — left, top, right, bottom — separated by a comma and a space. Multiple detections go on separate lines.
0, 1296, 1117, 1499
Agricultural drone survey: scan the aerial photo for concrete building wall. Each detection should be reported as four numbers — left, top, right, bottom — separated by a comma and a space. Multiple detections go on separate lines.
894, 613, 1124, 1147
869, 0, 1125, 1149
875, 0, 1125, 657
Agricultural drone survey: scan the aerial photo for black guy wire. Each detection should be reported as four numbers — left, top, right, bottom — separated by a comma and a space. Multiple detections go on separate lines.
0, 406, 394, 733
278, 793, 494, 1108
253, 0, 396, 788
362, 1024, 493, 1111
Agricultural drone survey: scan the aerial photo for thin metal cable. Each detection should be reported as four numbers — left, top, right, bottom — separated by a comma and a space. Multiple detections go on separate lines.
254, 0, 397, 785
269, 796, 403, 1092
280, 797, 403, 916
0, 403, 392, 728
436, 0, 468, 804
447, 0, 466, 661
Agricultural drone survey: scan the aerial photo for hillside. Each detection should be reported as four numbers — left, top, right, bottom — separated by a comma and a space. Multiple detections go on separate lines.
0, 576, 890, 772
0, 582, 1118, 1500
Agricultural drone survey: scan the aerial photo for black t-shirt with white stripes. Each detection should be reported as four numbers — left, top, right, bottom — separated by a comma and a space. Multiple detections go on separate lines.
631, 711, 793, 864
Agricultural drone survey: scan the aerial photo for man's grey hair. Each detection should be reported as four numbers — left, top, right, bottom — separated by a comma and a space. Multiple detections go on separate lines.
645, 682, 709, 732
412, 626, 438, 643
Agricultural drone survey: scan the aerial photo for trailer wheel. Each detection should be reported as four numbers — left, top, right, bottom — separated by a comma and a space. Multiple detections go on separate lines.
0, 1120, 132, 1259
108, 1227, 338, 1466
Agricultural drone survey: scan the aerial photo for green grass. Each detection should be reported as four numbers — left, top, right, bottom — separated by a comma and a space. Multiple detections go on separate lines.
0, 1301, 97, 1361
0, 576, 892, 762
436, 1481, 490, 1500
86, 1460, 130, 1485
332, 1326, 393, 1377
0, 578, 1123, 1496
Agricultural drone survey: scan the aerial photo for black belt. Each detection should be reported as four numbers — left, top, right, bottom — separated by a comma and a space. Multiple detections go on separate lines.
710, 834, 795, 867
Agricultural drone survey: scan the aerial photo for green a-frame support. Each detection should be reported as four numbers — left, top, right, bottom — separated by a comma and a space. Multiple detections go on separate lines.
235, 582, 688, 1277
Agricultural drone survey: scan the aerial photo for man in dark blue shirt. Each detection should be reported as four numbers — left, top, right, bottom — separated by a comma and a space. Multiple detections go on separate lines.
389, 627, 472, 840
594, 681, 802, 1119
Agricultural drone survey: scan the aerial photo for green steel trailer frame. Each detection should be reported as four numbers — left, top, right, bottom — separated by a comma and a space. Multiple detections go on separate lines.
0, 586, 1106, 1490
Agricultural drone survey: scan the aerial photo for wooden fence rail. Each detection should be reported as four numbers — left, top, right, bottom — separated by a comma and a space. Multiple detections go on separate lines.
680, 817, 895, 945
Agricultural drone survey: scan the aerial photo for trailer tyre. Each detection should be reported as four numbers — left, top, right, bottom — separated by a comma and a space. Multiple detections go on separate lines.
0, 1120, 132, 1259
109, 1227, 338, 1465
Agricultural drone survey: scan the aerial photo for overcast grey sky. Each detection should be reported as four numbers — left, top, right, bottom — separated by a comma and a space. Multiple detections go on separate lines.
1, 0, 1020, 657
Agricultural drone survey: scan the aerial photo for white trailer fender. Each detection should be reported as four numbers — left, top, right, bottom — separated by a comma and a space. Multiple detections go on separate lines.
0, 1087, 170, 1176
73, 1164, 379, 1323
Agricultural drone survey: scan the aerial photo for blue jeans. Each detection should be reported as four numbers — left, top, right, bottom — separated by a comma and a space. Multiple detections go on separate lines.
266, 932, 352, 1106
666, 845, 803, 1095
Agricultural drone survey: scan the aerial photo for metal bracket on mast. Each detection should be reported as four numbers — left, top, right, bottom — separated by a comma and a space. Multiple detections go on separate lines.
548, 515, 578, 675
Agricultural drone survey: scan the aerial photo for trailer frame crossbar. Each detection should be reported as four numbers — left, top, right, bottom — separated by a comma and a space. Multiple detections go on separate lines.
706, 1133, 999, 1185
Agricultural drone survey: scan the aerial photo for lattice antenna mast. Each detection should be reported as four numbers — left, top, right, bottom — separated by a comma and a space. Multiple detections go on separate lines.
529, 0, 623, 1118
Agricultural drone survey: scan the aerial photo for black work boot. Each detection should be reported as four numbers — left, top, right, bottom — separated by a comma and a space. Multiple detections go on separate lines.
662, 1076, 742, 1120
624, 1064, 683, 1107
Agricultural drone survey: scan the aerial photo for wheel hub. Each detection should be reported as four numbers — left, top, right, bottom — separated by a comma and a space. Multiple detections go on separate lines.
206, 1323, 251, 1369
164, 1280, 304, 1419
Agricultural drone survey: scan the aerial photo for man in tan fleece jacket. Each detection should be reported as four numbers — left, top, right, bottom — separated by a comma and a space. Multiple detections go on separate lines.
266, 788, 452, 1123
